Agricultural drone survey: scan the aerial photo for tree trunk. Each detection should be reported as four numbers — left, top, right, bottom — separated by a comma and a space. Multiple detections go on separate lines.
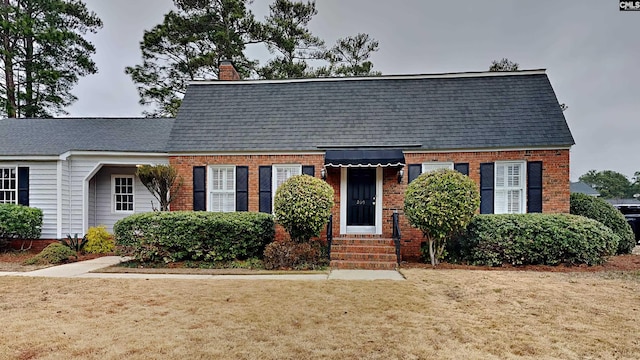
429, 238, 436, 267
2, 0, 17, 117
24, 24, 34, 117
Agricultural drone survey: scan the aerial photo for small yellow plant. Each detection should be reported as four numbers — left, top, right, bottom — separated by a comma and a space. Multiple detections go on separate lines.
85, 225, 115, 254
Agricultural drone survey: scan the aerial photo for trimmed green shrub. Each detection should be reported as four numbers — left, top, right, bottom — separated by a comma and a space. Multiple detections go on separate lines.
456, 214, 619, 266
570, 193, 635, 254
85, 226, 115, 254
0, 203, 43, 248
274, 174, 334, 243
404, 169, 480, 265
23, 243, 76, 265
114, 211, 275, 263
262, 239, 327, 270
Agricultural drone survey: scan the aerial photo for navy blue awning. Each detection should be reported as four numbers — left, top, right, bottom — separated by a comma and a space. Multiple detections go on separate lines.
324, 149, 405, 167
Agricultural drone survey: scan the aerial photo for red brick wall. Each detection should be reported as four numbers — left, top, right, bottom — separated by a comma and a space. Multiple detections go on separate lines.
171, 154, 325, 212
9, 239, 57, 252
170, 149, 570, 261
398, 149, 570, 259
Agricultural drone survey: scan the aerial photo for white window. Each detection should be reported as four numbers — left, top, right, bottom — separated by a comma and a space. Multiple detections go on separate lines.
112, 175, 134, 212
0, 167, 17, 204
422, 162, 454, 173
209, 166, 235, 212
272, 164, 302, 206
495, 161, 526, 214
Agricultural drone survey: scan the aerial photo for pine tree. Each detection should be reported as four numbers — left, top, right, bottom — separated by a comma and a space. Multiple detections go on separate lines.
322, 33, 380, 77
0, 0, 102, 118
257, 0, 325, 79
125, 0, 260, 117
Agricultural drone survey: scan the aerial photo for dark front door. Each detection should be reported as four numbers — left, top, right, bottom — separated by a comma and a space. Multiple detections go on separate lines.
347, 168, 376, 226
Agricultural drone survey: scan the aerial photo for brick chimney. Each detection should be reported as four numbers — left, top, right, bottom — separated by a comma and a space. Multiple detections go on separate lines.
219, 59, 240, 81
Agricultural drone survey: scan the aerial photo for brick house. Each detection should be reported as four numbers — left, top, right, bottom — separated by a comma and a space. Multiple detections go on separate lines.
168, 62, 574, 266
0, 62, 573, 265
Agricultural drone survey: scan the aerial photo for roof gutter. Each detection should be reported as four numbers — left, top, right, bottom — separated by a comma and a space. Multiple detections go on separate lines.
191, 69, 548, 86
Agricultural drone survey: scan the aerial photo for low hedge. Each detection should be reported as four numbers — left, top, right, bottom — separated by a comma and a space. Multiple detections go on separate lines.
114, 211, 275, 263
570, 193, 636, 254
455, 214, 619, 266
0, 204, 43, 248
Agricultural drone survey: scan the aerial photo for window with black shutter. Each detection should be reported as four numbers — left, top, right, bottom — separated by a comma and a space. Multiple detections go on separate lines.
527, 161, 543, 213
193, 166, 206, 211
236, 166, 249, 212
259, 166, 272, 213
480, 163, 494, 214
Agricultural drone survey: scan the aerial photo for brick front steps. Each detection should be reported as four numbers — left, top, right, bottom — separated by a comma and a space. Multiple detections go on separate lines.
330, 237, 398, 270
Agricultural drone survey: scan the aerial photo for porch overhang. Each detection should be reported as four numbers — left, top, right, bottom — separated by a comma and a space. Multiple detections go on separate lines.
324, 149, 405, 168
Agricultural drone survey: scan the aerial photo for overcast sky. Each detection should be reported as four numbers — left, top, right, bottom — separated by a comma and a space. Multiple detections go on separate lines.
67, 0, 640, 182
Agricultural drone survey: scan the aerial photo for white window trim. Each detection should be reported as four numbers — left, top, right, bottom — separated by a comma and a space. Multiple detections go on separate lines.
272, 164, 302, 211
494, 161, 527, 214
0, 166, 17, 204
207, 165, 236, 212
111, 175, 135, 213
421, 162, 454, 173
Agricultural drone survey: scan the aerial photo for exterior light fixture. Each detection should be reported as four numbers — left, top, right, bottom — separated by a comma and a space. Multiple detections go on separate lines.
397, 168, 404, 183
321, 168, 326, 180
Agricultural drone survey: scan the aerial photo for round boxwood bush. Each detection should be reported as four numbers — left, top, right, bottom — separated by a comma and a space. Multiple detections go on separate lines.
23, 243, 76, 265
570, 193, 635, 254
274, 174, 334, 243
457, 214, 619, 266
404, 168, 480, 265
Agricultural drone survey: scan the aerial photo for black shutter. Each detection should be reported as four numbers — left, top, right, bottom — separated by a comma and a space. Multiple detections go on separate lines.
454, 163, 469, 176
408, 164, 422, 184
236, 166, 249, 212
259, 166, 272, 213
527, 161, 543, 213
17, 167, 29, 206
193, 166, 206, 211
480, 163, 494, 214
302, 165, 315, 177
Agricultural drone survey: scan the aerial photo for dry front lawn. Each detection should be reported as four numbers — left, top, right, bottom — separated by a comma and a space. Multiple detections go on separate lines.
1, 270, 639, 359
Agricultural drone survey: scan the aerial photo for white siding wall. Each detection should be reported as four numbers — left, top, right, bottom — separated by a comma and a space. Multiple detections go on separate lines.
68, 157, 91, 236
88, 176, 96, 232
61, 160, 70, 237
89, 166, 158, 233
0, 161, 59, 239
65, 155, 168, 235
30, 162, 59, 239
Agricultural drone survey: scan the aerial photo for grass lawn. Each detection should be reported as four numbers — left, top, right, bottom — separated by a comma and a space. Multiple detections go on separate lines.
1, 269, 639, 359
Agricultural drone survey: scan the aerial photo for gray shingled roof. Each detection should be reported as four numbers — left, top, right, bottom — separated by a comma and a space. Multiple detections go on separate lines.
168, 70, 574, 152
0, 118, 174, 156
570, 181, 600, 196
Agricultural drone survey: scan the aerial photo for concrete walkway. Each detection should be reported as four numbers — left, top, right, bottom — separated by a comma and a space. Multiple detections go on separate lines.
6, 256, 405, 281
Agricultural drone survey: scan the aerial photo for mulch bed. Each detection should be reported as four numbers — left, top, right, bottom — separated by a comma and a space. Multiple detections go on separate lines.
3, 249, 640, 273
402, 253, 640, 272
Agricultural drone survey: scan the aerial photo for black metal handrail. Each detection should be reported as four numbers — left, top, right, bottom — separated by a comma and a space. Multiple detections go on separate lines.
392, 212, 401, 264
326, 214, 333, 260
